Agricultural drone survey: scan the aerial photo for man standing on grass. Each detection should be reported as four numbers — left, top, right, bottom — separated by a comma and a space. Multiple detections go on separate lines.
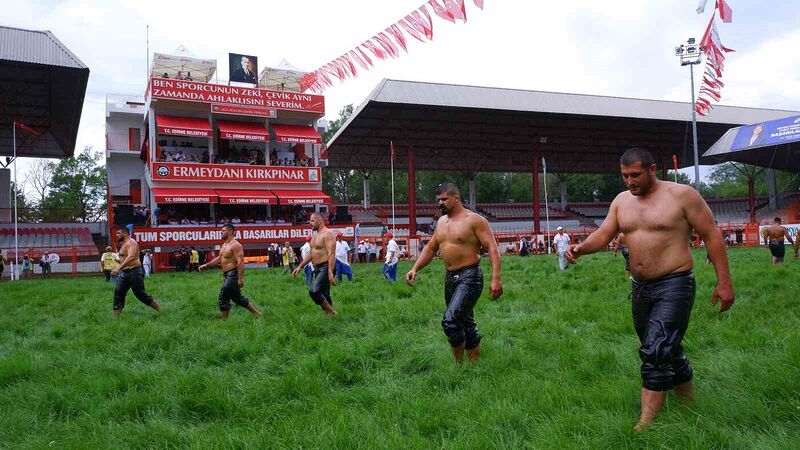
292, 213, 338, 316
565, 148, 735, 431
300, 236, 314, 285
553, 226, 570, 270
382, 232, 399, 282
199, 223, 263, 320
334, 234, 353, 282
110, 225, 162, 318
761, 217, 794, 265
406, 183, 503, 363
101, 246, 119, 282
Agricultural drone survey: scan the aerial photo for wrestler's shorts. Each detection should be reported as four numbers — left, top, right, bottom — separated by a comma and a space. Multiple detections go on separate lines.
769, 241, 785, 262
442, 264, 483, 349
114, 266, 154, 310
309, 263, 332, 307
218, 269, 250, 312
631, 270, 695, 391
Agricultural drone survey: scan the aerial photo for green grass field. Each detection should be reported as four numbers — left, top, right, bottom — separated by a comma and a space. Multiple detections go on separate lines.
1, 248, 799, 449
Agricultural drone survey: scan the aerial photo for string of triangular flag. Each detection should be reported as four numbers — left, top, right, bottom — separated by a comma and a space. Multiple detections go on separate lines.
298, 0, 485, 93
693, 0, 734, 116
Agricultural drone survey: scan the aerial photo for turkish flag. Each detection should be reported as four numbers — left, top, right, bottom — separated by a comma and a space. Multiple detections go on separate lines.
387, 24, 408, 52
443, 0, 466, 22
14, 121, 39, 136
428, 0, 455, 22
473, 0, 484, 9
356, 47, 373, 66
672, 155, 679, 171
399, 18, 426, 42
362, 41, 386, 60
716, 0, 733, 23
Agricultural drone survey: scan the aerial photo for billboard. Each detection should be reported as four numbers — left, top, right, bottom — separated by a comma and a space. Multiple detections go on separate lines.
229, 53, 258, 85
151, 162, 320, 183
731, 115, 800, 150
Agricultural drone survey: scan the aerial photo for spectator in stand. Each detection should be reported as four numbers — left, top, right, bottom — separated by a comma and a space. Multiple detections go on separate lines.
554, 226, 571, 271
368, 239, 378, 263
538, 240, 545, 254
0, 253, 6, 279
519, 236, 529, 257
142, 250, 153, 277
328, 210, 337, 225
21, 255, 33, 279
173, 249, 184, 272
357, 240, 367, 263
334, 234, 353, 282
176, 71, 185, 80
101, 246, 120, 282
382, 232, 399, 282
185, 72, 193, 81
162, 72, 169, 78
282, 242, 298, 275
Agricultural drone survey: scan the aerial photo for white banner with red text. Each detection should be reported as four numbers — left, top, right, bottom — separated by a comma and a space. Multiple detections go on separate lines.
132, 225, 356, 247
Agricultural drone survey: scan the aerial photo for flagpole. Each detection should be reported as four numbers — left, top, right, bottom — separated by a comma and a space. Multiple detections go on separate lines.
390, 141, 396, 233
12, 121, 19, 281
689, 63, 701, 191
542, 156, 551, 254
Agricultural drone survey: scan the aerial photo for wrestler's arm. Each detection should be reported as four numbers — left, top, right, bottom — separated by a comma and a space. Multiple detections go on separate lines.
566, 195, 621, 262
685, 187, 734, 312
406, 232, 440, 284
116, 243, 138, 271
474, 215, 503, 300
325, 232, 336, 281
234, 243, 245, 286
201, 254, 221, 270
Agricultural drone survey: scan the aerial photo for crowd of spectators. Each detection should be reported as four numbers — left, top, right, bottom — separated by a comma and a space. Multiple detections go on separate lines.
156, 144, 313, 167
161, 71, 195, 81
153, 206, 312, 227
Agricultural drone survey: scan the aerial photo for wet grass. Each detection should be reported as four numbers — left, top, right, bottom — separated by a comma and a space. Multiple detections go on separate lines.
1, 248, 798, 448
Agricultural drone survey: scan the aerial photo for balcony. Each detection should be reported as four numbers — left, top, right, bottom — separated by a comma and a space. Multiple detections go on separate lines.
106, 133, 141, 155
106, 93, 146, 117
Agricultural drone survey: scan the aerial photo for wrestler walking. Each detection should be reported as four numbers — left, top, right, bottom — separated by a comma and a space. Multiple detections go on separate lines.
566, 148, 735, 431
199, 223, 263, 320
762, 217, 794, 265
406, 183, 503, 363
292, 213, 338, 316
111, 225, 161, 318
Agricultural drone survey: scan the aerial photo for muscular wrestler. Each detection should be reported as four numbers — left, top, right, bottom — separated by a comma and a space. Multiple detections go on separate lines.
110, 225, 161, 318
406, 183, 503, 363
199, 223, 263, 320
762, 217, 794, 265
292, 213, 338, 316
565, 148, 735, 431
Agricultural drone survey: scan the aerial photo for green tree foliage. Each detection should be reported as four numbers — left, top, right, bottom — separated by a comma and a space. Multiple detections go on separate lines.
38, 147, 107, 222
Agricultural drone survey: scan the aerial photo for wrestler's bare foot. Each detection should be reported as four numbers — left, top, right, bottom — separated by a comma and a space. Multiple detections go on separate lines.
467, 345, 480, 362
221, 310, 230, 321
246, 304, 263, 317
112, 310, 121, 318
635, 388, 667, 432
451, 343, 465, 364
149, 299, 161, 313
674, 380, 692, 402
321, 300, 337, 316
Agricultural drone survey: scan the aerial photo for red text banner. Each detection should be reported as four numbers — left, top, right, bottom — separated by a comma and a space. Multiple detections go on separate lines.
152, 162, 321, 184
132, 225, 355, 247
211, 103, 277, 118
150, 78, 325, 114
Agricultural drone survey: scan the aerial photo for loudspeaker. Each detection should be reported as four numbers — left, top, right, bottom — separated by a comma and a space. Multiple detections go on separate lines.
115, 205, 135, 225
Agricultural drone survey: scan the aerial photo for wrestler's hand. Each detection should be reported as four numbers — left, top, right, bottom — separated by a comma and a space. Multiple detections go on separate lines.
198, 264, 206, 272
405, 270, 416, 286
238, 278, 245, 288
489, 279, 503, 301
711, 281, 734, 313
291, 266, 300, 277
565, 244, 581, 264
328, 271, 337, 286
110, 268, 119, 277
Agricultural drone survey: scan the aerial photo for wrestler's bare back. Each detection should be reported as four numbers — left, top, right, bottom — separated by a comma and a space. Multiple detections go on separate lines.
763, 224, 791, 242
614, 182, 695, 280
432, 211, 485, 271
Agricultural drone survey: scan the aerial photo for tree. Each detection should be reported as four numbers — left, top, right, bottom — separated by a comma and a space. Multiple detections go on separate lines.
24, 158, 55, 206
322, 105, 358, 204
8, 181, 38, 222
39, 147, 107, 222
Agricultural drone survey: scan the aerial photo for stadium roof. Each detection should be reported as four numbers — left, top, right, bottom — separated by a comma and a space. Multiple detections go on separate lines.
327, 79, 797, 173
701, 113, 800, 172
0, 25, 89, 159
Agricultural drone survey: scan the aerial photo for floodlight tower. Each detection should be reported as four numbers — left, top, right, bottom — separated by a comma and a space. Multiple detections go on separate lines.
675, 37, 704, 191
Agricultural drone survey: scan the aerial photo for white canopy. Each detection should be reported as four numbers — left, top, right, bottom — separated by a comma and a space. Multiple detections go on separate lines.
151, 45, 216, 82
258, 58, 307, 92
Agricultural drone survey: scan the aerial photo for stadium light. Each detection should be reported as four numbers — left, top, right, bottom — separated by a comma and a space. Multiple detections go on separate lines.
675, 37, 704, 191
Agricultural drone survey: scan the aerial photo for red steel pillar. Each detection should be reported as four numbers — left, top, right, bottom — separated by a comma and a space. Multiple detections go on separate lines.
532, 155, 541, 235
408, 146, 417, 237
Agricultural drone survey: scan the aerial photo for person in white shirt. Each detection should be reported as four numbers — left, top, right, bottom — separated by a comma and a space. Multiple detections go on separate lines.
357, 240, 367, 263
553, 226, 571, 270
300, 236, 313, 285
142, 250, 153, 276
334, 234, 353, 282
382, 232, 399, 282
368, 240, 378, 263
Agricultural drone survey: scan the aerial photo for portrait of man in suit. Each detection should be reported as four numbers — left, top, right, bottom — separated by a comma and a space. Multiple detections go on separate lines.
748, 123, 765, 147
230, 54, 257, 84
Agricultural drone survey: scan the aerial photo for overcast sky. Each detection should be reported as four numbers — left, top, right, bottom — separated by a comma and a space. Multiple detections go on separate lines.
6, 0, 800, 186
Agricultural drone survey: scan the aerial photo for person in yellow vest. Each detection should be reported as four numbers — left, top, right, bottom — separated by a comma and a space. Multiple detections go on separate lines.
189, 246, 200, 272
101, 246, 120, 282
281, 242, 297, 274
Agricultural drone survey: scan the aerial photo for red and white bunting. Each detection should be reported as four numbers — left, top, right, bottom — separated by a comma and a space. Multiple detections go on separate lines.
693, 0, 734, 115
300, 0, 483, 93
716, 0, 733, 23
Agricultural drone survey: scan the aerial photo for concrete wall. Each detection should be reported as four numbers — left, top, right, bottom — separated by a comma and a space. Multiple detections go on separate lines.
0, 168, 9, 223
